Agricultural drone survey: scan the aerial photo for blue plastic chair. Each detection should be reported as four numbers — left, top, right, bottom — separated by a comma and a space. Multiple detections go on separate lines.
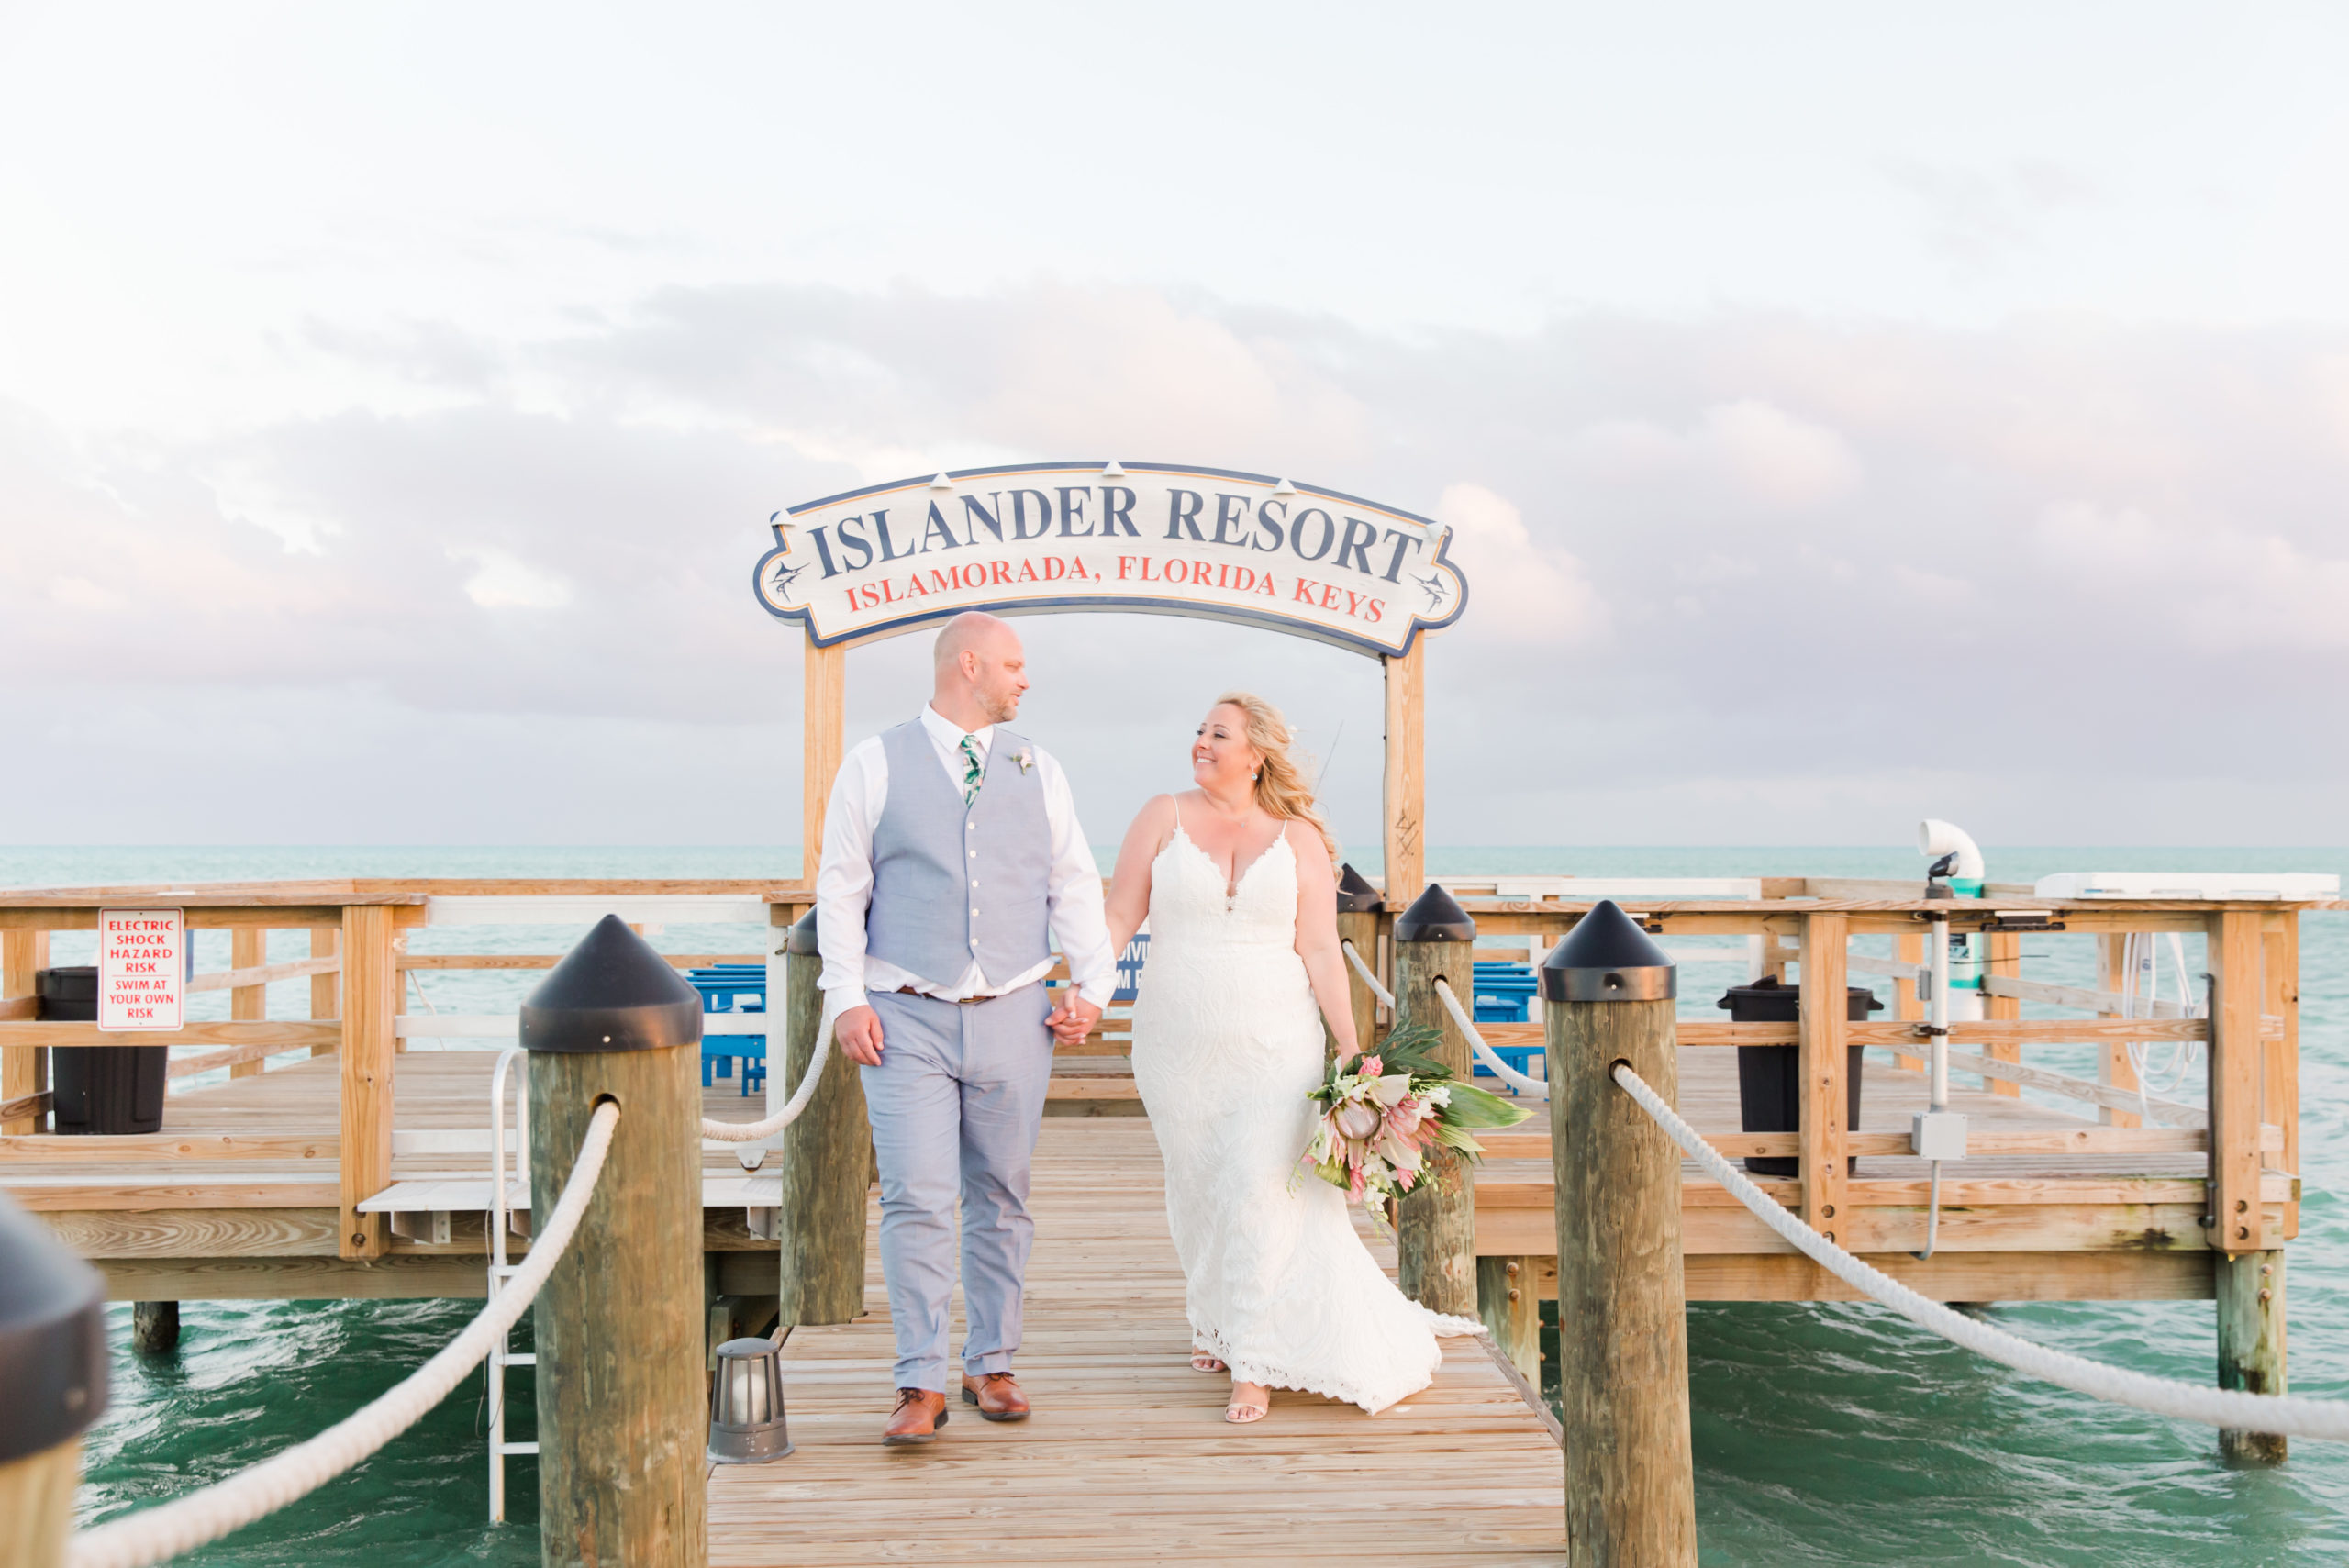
687, 968, 768, 1095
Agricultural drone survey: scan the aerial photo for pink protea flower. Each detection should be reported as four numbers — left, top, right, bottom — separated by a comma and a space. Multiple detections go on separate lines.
1358, 1055, 1382, 1076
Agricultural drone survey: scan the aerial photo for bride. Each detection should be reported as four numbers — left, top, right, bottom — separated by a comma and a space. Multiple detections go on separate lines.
1105, 691, 1483, 1424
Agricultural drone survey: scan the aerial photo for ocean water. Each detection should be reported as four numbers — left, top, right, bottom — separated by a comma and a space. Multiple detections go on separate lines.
7, 844, 2344, 1567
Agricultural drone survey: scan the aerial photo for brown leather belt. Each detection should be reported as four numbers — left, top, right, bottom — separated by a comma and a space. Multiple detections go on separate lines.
892, 986, 987, 1005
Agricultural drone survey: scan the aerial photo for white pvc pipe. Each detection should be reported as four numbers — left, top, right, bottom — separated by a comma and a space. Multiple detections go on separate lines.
1928, 916, 1951, 1111
1917, 819, 1985, 882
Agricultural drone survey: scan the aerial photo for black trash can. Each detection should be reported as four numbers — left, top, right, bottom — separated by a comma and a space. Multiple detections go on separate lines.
1718, 976, 1882, 1176
43, 967, 167, 1135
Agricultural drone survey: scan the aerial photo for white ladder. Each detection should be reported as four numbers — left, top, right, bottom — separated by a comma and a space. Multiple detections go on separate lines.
487, 1048, 536, 1522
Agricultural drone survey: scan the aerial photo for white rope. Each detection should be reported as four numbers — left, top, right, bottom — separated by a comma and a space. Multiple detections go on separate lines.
1609, 1062, 2349, 1441
1340, 940, 1397, 1009
70, 1100, 625, 1568
697, 995, 836, 1143
1431, 976, 1550, 1100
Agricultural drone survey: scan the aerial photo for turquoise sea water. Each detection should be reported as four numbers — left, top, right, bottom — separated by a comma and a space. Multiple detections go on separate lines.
7, 844, 2345, 1567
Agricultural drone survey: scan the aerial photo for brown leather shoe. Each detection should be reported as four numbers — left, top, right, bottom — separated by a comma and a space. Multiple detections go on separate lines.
960, 1372, 1030, 1421
882, 1387, 949, 1445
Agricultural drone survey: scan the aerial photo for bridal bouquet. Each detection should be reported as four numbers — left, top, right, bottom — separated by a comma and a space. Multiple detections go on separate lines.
1298, 1023, 1531, 1213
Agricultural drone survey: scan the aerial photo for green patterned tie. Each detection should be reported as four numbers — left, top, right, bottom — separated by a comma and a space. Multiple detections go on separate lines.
960, 735, 984, 806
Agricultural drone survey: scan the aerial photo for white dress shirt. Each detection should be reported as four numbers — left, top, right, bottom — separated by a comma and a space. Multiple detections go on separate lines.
816, 705, 1115, 1011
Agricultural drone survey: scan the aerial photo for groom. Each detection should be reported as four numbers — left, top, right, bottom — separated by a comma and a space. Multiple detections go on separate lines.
816, 610, 1114, 1445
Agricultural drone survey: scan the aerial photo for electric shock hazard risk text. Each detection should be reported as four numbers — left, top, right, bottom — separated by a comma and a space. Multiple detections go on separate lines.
99, 907, 184, 1031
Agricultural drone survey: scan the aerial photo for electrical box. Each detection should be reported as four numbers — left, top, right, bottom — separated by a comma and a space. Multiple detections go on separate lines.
1911, 1110, 1968, 1162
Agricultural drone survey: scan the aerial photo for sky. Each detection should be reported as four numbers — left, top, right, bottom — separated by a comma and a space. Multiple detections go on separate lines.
4, 2, 2348, 853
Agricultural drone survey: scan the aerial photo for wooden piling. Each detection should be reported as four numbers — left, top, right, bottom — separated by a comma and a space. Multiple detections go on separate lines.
2209, 908, 2284, 1464
131, 1299, 179, 1356
2216, 1251, 2287, 1464
1393, 884, 1477, 1319
338, 904, 396, 1262
525, 917, 708, 1568
1542, 900, 1695, 1568
1478, 1255, 1540, 1385
0, 1193, 108, 1568
775, 912, 866, 1327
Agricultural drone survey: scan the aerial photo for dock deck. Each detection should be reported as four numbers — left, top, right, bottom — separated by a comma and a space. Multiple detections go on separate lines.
0, 875, 2318, 1554
6, 1036, 2268, 1309
708, 1118, 1568, 1566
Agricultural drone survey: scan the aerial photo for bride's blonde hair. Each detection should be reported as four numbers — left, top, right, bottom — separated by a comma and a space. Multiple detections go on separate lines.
1210, 691, 1341, 862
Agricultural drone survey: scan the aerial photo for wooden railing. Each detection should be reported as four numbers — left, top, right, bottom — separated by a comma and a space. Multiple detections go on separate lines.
0, 880, 811, 1261
0, 875, 2316, 1273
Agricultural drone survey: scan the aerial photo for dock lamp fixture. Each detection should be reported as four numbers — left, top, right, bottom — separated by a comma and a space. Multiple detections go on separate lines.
708, 1336, 794, 1463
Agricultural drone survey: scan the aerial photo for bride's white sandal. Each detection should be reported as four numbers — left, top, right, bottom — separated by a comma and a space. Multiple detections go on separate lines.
1224, 1382, 1270, 1424
1190, 1351, 1227, 1373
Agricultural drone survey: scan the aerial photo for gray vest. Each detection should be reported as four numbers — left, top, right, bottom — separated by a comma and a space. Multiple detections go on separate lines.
866, 719, 1054, 990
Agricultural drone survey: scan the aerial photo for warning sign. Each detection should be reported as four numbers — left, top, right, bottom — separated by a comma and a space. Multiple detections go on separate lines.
99, 908, 184, 1031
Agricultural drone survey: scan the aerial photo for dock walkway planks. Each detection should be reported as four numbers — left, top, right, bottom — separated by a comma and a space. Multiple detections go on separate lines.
707, 1118, 1567, 1565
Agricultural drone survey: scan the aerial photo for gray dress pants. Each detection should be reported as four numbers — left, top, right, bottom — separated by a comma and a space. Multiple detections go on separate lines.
859, 983, 1054, 1392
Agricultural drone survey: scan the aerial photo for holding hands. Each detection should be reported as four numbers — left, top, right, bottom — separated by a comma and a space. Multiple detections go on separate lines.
1045, 995, 1102, 1048
836, 995, 1099, 1067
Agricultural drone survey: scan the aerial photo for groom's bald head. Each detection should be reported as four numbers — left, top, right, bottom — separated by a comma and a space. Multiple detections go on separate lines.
934, 612, 1015, 674
932, 612, 1028, 727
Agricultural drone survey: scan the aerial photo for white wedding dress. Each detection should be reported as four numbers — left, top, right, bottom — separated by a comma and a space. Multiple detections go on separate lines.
1128, 810, 1484, 1414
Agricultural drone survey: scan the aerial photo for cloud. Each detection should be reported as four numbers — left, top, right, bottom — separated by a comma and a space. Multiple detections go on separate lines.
1883, 157, 2100, 272
1563, 400, 1862, 513
449, 545, 573, 609
7, 286, 2349, 844
2034, 500, 2349, 651
1696, 401, 1863, 508
46, 575, 127, 612
1434, 483, 1608, 646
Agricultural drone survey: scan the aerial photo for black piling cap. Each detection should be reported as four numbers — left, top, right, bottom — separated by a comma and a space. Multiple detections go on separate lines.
520, 914, 704, 1054
0, 1191, 108, 1463
785, 907, 820, 957
1394, 883, 1476, 943
1540, 898, 1676, 1003
1334, 863, 1384, 914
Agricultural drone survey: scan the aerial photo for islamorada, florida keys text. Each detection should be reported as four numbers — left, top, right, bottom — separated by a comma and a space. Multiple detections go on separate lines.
751, 462, 1470, 656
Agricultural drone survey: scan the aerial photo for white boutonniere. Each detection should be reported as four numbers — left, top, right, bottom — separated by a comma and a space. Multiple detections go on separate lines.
1015, 748, 1035, 774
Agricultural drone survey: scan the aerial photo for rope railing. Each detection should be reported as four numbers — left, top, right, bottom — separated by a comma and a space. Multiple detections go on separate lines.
69, 1100, 626, 1568
1609, 1062, 2349, 1442
1340, 939, 1394, 1009
697, 998, 835, 1144
1431, 977, 1550, 1100
1341, 939, 1553, 1099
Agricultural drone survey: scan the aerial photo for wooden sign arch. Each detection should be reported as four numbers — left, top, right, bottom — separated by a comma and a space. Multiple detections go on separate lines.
756, 462, 1472, 905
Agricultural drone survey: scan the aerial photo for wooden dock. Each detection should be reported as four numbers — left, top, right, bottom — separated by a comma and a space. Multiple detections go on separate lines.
708, 1118, 1568, 1566
0, 875, 2314, 1318
0, 873, 2327, 1554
